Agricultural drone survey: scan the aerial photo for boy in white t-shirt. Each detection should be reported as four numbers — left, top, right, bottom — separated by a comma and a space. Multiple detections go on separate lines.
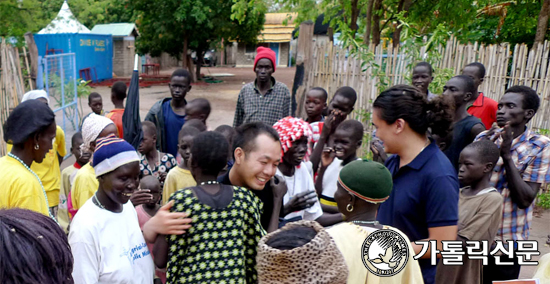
315, 120, 364, 213
273, 117, 343, 227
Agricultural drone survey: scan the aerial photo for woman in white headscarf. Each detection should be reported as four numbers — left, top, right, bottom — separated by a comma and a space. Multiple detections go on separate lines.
69, 113, 118, 215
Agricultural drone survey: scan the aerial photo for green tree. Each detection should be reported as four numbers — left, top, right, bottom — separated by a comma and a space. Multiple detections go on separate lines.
131, 0, 266, 79
39, 0, 135, 30
0, 0, 42, 41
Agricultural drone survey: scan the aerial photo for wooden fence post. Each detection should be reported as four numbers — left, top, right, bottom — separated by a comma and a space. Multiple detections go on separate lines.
291, 20, 314, 118
24, 32, 38, 90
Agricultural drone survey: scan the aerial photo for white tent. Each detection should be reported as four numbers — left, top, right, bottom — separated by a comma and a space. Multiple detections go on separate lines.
38, 1, 90, 34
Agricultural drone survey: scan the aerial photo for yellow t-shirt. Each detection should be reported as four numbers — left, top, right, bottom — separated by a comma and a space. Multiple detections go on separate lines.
0, 156, 49, 216
162, 167, 196, 205
71, 163, 98, 211
8, 126, 67, 207
58, 164, 78, 233
327, 222, 424, 284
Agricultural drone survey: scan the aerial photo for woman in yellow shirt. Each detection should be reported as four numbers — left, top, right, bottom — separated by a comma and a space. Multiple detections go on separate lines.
327, 160, 424, 284
0, 100, 57, 218
15, 90, 67, 214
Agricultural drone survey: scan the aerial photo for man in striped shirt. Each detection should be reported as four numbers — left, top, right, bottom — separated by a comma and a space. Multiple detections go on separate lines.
233, 47, 291, 127
476, 85, 550, 283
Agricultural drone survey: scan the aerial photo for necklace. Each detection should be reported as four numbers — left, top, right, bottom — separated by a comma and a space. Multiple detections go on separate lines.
92, 193, 105, 210
8, 153, 56, 222
351, 220, 380, 226
200, 181, 219, 186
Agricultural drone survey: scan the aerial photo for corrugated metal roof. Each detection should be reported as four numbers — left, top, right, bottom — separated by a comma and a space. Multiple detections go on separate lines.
91, 23, 138, 37
258, 13, 297, 43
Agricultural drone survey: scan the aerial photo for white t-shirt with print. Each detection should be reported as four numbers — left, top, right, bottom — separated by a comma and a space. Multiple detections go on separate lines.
277, 161, 323, 221
69, 199, 155, 284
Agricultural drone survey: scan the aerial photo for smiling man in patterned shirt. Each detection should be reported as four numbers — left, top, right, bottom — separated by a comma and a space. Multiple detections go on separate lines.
475, 85, 550, 283
233, 47, 291, 127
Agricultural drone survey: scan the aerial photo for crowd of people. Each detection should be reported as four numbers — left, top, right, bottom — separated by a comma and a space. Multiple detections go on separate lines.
0, 45, 549, 284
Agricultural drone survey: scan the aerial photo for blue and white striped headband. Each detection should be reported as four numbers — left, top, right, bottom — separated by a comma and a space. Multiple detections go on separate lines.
93, 134, 140, 177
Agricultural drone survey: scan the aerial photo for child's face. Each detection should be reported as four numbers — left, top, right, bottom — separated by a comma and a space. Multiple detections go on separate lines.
328, 94, 354, 117
457, 147, 487, 186
305, 90, 326, 119
282, 136, 308, 167
169, 76, 191, 101
140, 181, 161, 205
72, 137, 91, 165
412, 66, 433, 94
178, 135, 194, 163
138, 130, 156, 155
331, 128, 360, 160
89, 97, 103, 115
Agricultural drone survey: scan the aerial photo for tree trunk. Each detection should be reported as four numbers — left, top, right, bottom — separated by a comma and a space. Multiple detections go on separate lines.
292, 21, 314, 118
350, 0, 360, 33
182, 36, 188, 68
535, 0, 550, 44
391, 0, 413, 48
328, 27, 334, 42
372, 0, 383, 46
195, 49, 204, 81
363, 0, 375, 44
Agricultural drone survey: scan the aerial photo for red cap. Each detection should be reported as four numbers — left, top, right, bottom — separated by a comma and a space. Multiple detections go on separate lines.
254, 46, 276, 73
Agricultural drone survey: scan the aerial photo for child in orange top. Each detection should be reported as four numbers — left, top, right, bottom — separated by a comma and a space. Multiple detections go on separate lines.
106, 81, 127, 138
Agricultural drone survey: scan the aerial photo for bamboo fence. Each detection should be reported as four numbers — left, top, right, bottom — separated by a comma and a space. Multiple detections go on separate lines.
304, 37, 550, 148
0, 38, 32, 156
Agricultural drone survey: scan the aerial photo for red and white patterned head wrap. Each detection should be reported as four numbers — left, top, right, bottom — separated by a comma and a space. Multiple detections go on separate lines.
273, 116, 313, 161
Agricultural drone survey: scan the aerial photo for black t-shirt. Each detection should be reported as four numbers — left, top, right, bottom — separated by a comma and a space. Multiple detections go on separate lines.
218, 170, 274, 230
444, 115, 483, 171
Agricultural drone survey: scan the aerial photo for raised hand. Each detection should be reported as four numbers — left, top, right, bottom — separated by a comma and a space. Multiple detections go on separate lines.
130, 189, 153, 207
271, 175, 288, 199
283, 190, 318, 216
321, 146, 336, 167
500, 122, 513, 158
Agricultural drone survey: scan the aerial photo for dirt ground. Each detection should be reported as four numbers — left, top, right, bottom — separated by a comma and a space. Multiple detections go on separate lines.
60, 66, 549, 279
83, 66, 296, 130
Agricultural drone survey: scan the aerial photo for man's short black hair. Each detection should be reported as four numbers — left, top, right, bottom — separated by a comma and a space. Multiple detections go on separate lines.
504, 85, 540, 114
111, 81, 127, 101
335, 120, 364, 142
463, 140, 500, 166
333, 86, 357, 106
233, 122, 280, 155
465, 62, 486, 78
191, 131, 229, 176
453, 75, 476, 97
88, 92, 102, 104
414, 62, 433, 75
308, 87, 328, 102
171, 68, 192, 81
